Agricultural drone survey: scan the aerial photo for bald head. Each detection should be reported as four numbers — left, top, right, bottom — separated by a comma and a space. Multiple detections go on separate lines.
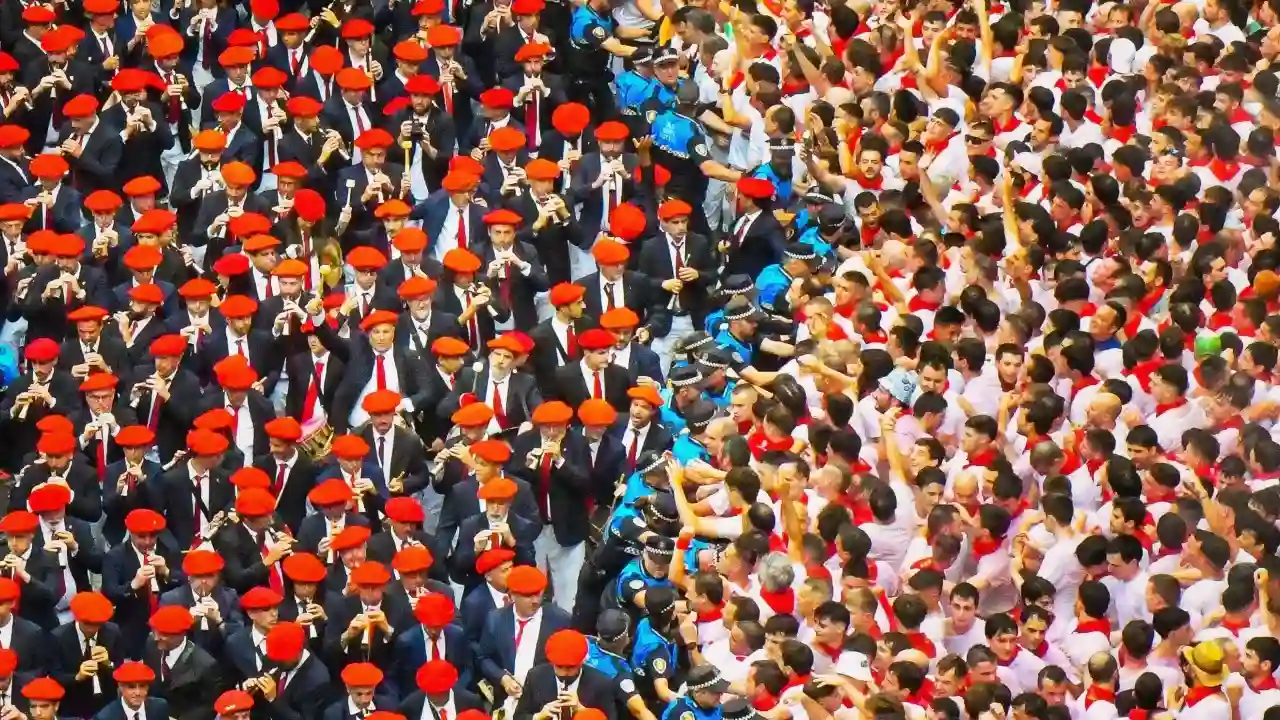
1088, 392, 1122, 423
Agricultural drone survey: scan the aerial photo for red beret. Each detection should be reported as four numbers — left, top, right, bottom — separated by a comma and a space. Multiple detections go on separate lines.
476, 548, 515, 574
149, 605, 195, 634
548, 282, 585, 306
124, 509, 166, 535
416, 660, 459, 694
265, 621, 306, 663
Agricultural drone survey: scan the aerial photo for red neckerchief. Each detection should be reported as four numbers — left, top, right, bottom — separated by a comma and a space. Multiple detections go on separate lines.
1075, 302, 1098, 318
1153, 544, 1180, 560
1027, 639, 1048, 658
1229, 107, 1254, 125
1107, 124, 1136, 144
993, 114, 1021, 134
1132, 528, 1155, 552
696, 604, 725, 623
972, 536, 1003, 558
752, 692, 779, 712
1189, 155, 1211, 168
781, 78, 810, 96
1214, 415, 1244, 433
859, 222, 879, 246
1146, 486, 1177, 504
967, 448, 997, 468
1072, 374, 1100, 394
814, 641, 843, 662
1059, 451, 1083, 476
1154, 397, 1187, 416
1019, 179, 1040, 198
853, 173, 884, 190
910, 557, 939, 572
1087, 66, 1108, 86
1127, 358, 1164, 393
907, 295, 940, 312
1221, 615, 1253, 637
1208, 158, 1241, 182
861, 330, 888, 344
1084, 685, 1116, 709
781, 673, 810, 694
925, 132, 958, 155
759, 587, 796, 615
1184, 687, 1223, 707
1247, 674, 1279, 692
996, 646, 1020, 666
834, 303, 855, 319
1206, 311, 1233, 330
1135, 287, 1165, 317
1076, 617, 1112, 636
905, 631, 937, 657
747, 429, 794, 459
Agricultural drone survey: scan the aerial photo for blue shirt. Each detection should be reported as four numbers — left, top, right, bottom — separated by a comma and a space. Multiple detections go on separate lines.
632, 616, 679, 688
615, 557, 674, 609
617, 71, 660, 114
749, 163, 793, 206
714, 329, 754, 366
755, 264, 792, 313
672, 433, 710, 466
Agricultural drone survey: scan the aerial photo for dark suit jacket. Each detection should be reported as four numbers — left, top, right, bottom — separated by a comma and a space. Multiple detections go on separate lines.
191, 189, 272, 260
509, 430, 593, 546
436, 475, 540, 555
609, 420, 673, 473
398, 688, 485, 719
502, 191, 585, 287
411, 194, 487, 262
195, 326, 282, 394
282, 348, 345, 428
71, 404, 142, 476
144, 636, 226, 720
395, 309, 466, 362
442, 365, 541, 433
322, 592, 412, 669
20, 184, 84, 234
252, 451, 319, 534
334, 162, 408, 249
451, 511, 539, 588
294, 512, 371, 558
158, 583, 246, 659
101, 537, 183, 657
420, 55, 485, 149
102, 457, 164, 546
636, 232, 717, 327
431, 278, 511, 350
723, 211, 785, 281
0, 615, 52, 676
100, 100, 178, 187
194, 389, 276, 457
526, 318, 594, 399
49, 621, 125, 717
130, 366, 203, 463
323, 693, 400, 720
476, 604, 572, 688
359, 424, 429, 496
459, 582, 500, 645
169, 158, 224, 240
474, 240, 548, 331
21, 262, 112, 342
513, 665, 618, 720
314, 461, 388, 527
569, 153, 639, 245
391, 623, 477, 696
312, 320, 432, 434
578, 270, 667, 339
93, 696, 171, 720
552, 362, 631, 415
386, 106, 457, 193
9, 461, 103, 523
57, 120, 125, 196
153, 464, 234, 551
0, 157, 29, 204
57, 335, 132, 379
263, 651, 332, 720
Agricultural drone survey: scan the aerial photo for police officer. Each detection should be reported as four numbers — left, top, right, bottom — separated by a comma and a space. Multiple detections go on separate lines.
573, 488, 677, 632
585, 610, 656, 720
637, 47, 683, 128
794, 198, 841, 258
668, 332, 715, 375
630, 586, 685, 714
659, 367, 706, 436
660, 666, 728, 720
671, 401, 716, 466
713, 297, 766, 369
696, 349, 736, 410
617, 48, 659, 122
612, 451, 674, 524
568, 0, 639, 118
650, 82, 740, 236
703, 276, 755, 335
756, 244, 819, 316
604, 534, 676, 618
748, 138, 798, 207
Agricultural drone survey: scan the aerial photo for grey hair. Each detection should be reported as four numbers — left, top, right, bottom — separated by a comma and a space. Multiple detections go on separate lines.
759, 552, 796, 592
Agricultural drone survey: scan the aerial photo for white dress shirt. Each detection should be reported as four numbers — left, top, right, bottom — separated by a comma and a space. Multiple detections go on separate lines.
351, 351, 401, 427
511, 609, 543, 684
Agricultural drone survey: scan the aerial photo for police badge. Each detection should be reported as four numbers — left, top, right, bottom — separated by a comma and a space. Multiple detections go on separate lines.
652, 657, 668, 674
592, 26, 606, 39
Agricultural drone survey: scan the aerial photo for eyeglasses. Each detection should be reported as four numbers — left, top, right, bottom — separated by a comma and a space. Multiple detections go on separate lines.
966, 135, 990, 145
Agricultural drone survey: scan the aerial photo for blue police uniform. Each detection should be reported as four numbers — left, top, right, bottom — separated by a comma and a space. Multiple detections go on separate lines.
617, 71, 660, 115
702, 380, 736, 409
703, 310, 727, 335
714, 329, 754, 367
671, 432, 710, 465
755, 264, 792, 313
662, 697, 723, 720
569, 5, 617, 112
796, 224, 834, 257
632, 617, 680, 711
651, 108, 713, 209
587, 636, 645, 712
749, 163, 794, 207
638, 81, 682, 118
612, 556, 674, 610
658, 388, 688, 435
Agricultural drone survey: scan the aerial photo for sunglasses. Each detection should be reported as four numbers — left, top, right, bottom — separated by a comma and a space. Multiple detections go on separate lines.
966, 135, 990, 145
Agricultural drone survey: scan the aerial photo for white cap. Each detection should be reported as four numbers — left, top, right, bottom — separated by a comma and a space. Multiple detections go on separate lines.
1108, 38, 1136, 76
835, 651, 873, 682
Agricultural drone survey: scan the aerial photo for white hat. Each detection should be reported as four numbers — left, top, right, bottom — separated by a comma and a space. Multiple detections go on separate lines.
835, 651, 873, 682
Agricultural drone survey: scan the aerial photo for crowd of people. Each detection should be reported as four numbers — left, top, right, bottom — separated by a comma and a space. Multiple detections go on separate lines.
0, 0, 1277, 717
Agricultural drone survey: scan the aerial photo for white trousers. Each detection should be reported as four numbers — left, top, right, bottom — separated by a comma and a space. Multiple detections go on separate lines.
534, 524, 585, 614
651, 314, 695, 380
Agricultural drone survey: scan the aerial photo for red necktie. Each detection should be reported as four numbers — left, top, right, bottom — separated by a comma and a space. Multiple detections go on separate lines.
673, 243, 685, 272
259, 532, 284, 594
354, 106, 367, 135
236, 339, 246, 358
44, 204, 52, 230
375, 354, 387, 391
290, 50, 301, 76
491, 381, 508, 428
96, 436, 107, 483
538, 454, 552, 517
431, 638, 442, 662
230, 406, 240, 435
302, 361, 323, 423
166, 72, 181, 124
605, 283, 617, 311
592, 371, 603, 400
527, 91, 538, 150
456, 208, 467, 250
442, 78, 454, 115
99, 35, 110, 57
264, 275, 274, 298
201, 23, 213, 69
258, 34, 267, 59
514, 617, 531, 649
147, 385, 162, 432
566, 326, 577, 358
273, 463, 287, 497
627, 432, 638, 469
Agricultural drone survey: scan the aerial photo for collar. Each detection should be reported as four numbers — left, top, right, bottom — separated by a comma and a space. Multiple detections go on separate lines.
1154, 397, 1188, 416
1083, 685, 1115, 709
1184, 686, 1223, 707
1075, 617, 1111, 636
